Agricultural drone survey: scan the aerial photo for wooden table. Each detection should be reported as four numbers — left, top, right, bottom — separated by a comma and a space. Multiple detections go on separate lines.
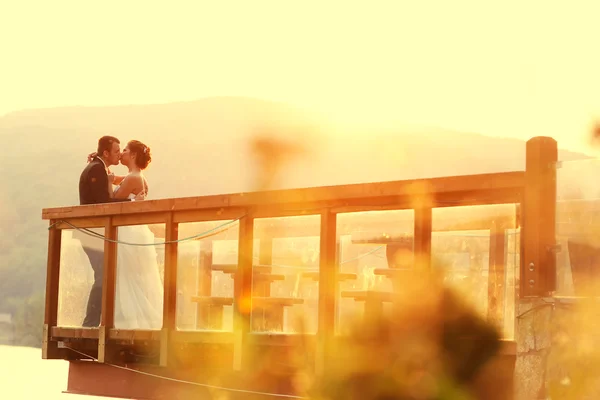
251, 297, 305, 332
211, 264, 273, 274
341, 290, 394, 321
351, 236, 414, 270
211, 264, 282, 295
191, 296, 234, 330
191, 296, 305, 332
373, 268, 415, 279
301, 271, 357, 282
195, 264, 286, 329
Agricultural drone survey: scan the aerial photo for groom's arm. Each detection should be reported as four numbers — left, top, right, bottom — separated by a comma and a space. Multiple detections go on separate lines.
89, 164, 131, 204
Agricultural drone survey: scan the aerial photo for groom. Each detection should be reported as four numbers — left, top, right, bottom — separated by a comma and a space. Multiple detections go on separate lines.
78, 135, 143, 327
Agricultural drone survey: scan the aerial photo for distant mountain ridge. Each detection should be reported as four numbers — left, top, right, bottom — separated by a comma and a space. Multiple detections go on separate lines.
0, 96, 588, 202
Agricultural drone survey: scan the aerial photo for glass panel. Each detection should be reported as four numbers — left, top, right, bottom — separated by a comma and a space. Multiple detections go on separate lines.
432, 204, 517, 339
504, 228, 519, 340
336, 210, 414, 334
431, 230, 490, 317
176, 220, 240, 332
556, 158, 600, 296
252, 215, 321, 334
114, 223, 165, 330
557, 158, 600, 201
58, 227, 105, 327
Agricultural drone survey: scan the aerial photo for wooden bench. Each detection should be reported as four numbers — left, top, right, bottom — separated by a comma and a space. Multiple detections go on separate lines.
251, 297, 304, 332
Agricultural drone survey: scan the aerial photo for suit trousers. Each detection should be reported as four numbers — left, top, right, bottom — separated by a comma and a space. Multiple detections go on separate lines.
82, 247, 104, 327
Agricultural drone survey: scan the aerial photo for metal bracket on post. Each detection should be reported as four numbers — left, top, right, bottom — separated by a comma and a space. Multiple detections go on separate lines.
41, 324, 51, 359
547, 244, 562, 253
98, 326, 108, 363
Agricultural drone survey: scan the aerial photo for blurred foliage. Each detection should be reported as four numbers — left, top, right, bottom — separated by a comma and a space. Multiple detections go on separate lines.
194, 272, 507, 400
544, 296, 600, 399
308, 283, 502, 400
4, 292, 45, 347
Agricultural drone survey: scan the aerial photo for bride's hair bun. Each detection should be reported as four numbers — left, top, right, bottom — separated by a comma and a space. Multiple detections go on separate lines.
127, 140, 152, 170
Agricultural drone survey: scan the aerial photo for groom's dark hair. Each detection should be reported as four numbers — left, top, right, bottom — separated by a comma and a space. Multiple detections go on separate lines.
97, 136, 120, 155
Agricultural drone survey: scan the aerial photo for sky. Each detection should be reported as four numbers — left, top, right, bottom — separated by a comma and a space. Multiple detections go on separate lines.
1, 1, 600, 153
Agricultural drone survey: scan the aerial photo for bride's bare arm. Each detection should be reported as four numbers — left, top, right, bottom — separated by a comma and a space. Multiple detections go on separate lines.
113, 175, 147, 200
113, 175, 136, 199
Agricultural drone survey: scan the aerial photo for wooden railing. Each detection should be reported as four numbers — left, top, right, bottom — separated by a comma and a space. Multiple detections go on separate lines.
41, 136, 558, 375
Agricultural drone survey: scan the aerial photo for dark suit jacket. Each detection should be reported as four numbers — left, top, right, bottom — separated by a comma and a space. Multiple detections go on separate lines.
79, 157, 131, 205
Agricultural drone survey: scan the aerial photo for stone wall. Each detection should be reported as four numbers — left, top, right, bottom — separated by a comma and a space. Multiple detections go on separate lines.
515, 299, 552, 400
515, 298, 600, 400
511, 198, 600, 398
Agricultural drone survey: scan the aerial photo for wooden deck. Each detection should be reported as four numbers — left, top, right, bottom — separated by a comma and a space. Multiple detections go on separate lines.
40, 136, 560, 399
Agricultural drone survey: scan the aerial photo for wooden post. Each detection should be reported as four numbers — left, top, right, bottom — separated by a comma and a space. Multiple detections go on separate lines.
98, 218, 117, 363
233, 214, 254, 371
160, 214, 178, 366
521, 136, 558, 297
316, 211, 337, 375
414, 206, 432, 270
42, 220, 63, 359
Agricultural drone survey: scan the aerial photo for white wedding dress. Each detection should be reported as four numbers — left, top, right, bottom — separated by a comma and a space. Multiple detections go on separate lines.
113, 223, 164, 330
113, 172, 164, 330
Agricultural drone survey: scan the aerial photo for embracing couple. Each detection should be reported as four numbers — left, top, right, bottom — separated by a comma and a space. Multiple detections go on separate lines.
73, 135, 164, 330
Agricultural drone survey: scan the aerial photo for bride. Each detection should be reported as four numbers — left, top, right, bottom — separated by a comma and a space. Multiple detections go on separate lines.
81, 140, 164, 330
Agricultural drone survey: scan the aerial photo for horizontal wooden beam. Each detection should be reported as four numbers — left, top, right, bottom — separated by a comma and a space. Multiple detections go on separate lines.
53, 213, 170, 229
51, 327, 162, 342
170, 330, 235, 344
49, 327, 516, 355
51, 209, 517, 238
42, 172, 525, 220
173, 208, 247, 224
50, 327, 235, 344
54, 217, 107, 230
111, 329, 161, 342
113, 212, 168, 227
52, 327, 99, 340
247, 333, 316, 347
